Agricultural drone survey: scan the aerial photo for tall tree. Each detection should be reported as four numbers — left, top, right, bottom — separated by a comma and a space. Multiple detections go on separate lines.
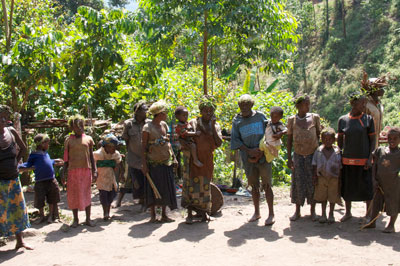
137, 0, 298, 95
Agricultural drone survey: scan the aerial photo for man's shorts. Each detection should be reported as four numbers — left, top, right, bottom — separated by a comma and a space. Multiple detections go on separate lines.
314, 175, 341, 204
34, 178, 61, 209
243, 161, 272, 190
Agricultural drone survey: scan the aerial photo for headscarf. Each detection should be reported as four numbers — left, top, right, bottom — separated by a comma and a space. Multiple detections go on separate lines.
198, 95, 217, 111
148, 100, 167, 116
101, 134, 119, 147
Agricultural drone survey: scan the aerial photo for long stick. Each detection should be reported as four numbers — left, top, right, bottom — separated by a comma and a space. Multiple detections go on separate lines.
146, 173, 161, 199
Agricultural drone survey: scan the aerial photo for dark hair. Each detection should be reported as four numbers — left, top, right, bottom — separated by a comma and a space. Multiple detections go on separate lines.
67, 114, 85, 128
388, 127, 400, 137
294, 94, 310, 106
270, 106, 284, 116
321, 127, 336, 139
33, 134, 50, 147
175, 106, 188, 117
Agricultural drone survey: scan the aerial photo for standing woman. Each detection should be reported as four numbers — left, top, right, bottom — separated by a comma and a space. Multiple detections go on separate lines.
182, 96, 222, 224
338, 92, 375, 222
287, 95, 320, 221
0, 105, 32, 250
141, 100, 178, 223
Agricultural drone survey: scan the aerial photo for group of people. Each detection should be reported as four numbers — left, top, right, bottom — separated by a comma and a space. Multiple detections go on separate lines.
0, 75, 399, 251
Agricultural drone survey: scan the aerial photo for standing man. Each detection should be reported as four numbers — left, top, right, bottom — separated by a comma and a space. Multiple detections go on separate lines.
231, 94, 275, 226
121, 100, 149, 210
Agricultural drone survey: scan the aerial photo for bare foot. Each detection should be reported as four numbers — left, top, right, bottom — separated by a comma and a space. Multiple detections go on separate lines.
149, 216, 158, 223
319, 215, 327, 223
311, 212, 318, 222
185, 216, 193, 225
161, 216, 175, 223
264, 215, 275, 226
328, 215, 335, 224
289, 212, 300, 221
34, 216, 47, 225
15, 242, 34, 250
70, 220, 79, 228
47, 216, 54, 224
103, 216, 110, 221
340, 213, 352, 222
84, 220, 95, 227
201, 213, 211, 222
193, 160, 204, 168
248, 213, 261, 222
111, 202, 120, 208
383, 225, 395, 233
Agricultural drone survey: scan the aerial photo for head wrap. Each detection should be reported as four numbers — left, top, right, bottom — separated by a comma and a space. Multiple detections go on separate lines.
148, 100, 167, 116
102, 134, 119, 147
0, 105, 12, 115
33, 134, 50, 149
348, 91, 366, 103
199, 95, 217, 111
238, 94, 255, 105
133, 100, 147, 113
361, 71, 388, 95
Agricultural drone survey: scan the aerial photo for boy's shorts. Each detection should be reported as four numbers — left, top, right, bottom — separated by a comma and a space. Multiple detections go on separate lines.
314, 175, 341, 204
34, 178, 61, 209
243, 161, 272, 190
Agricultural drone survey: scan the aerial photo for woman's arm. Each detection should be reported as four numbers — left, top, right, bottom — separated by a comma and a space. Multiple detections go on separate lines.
365, 134, 376, 169
10, 127, 26, 162
211, 117, 222, 147
287, 134, 294, 169
89, 144, 97, 182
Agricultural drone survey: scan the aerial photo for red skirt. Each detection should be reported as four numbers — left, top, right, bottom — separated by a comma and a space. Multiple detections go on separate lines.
67, 168, 92, 210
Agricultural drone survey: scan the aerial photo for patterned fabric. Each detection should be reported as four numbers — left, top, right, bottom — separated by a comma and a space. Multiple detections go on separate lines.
0, 177, 30, 237
67, 168, 92, 210
94, 147, 121, 191
291, 153, 315, 206
312, 145, 342, 179
182, 175, 211, 212
143, 121, 173, 165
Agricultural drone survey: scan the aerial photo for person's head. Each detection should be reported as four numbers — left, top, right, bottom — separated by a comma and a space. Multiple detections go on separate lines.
133, 100, 148, 122
270, 106, 284, 124
387, 127, 400, 150
349, 92, 366, 114
294, 94, 310, 114
0, 105, 12, 130
68, 114, 85, 136
34, 134, 50, 151
238, 94, 254, 117
175, 106, 189, 123
321, 128, 336, 149
101, 134, 119, 154
199, 95, 216, 122
149, 100, 168, 121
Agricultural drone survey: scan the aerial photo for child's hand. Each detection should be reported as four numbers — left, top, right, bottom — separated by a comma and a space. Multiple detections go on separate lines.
92, 170, 98, 182
272, 132, 284, 139
142, 163, 149, 175
54, 159, 64, 166
287, 158, 294, 170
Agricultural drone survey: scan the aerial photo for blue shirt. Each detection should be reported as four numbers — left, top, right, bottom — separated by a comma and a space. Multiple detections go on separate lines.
231, 111, 268, 163
20, 151, 55, 182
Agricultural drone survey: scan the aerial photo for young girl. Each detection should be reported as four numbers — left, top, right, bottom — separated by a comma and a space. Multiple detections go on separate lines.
63, 115, 97, 227
94, 134, 121, 220
0, 105, 32, 250
287, 95, 320, 221
367, 127, 400, 233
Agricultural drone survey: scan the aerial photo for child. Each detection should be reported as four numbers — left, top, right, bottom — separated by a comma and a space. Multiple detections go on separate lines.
366, 127, 400, 233
94, 134, 122, 220
175, 106, 203, 167
19, 134, 63, 224
312, 128, 342, 223
257, 106, 287, 163
63, 115, 97, 227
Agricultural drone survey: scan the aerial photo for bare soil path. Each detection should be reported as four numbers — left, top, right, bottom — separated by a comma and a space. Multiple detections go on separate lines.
1, 187, 399, 265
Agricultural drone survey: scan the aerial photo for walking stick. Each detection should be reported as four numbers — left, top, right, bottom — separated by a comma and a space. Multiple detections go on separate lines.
145, 173, 162, 199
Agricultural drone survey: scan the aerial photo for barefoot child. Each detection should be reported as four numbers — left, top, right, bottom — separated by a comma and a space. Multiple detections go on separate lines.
175, 106, 203, 167
312, 128, 342, 223
94, 134, 122, 220
258, 106, 287, 163
19, 134, 63, 224
366, 127, 400, 233
63, 115, 97, 227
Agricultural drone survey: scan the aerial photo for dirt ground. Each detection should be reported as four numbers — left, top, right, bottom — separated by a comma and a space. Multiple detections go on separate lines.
1, 187, 399, 266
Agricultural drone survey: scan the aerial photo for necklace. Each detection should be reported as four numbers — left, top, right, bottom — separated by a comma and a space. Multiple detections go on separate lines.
296, 114, 308, 120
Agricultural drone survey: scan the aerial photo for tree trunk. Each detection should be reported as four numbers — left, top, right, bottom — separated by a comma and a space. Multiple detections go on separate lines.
342, 0, 346, 38
203, 10, 208, 95
1, 0, 10, 52
312, 2, 317, 35
8, 0, 14, 47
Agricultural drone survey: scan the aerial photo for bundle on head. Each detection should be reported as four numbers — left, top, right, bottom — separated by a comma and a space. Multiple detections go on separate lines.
361, 71, 388, 95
